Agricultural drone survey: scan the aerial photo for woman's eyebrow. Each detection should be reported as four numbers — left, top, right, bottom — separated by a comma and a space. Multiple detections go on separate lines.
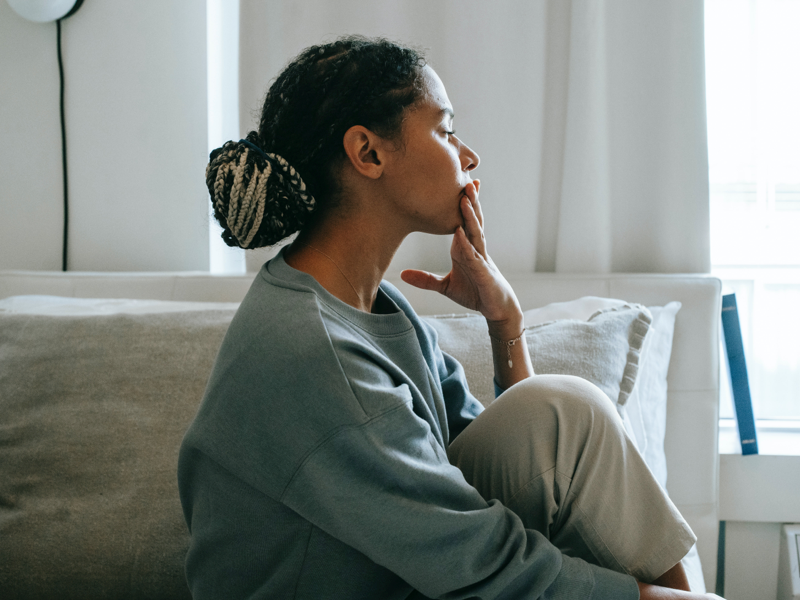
439, 107, 455, 121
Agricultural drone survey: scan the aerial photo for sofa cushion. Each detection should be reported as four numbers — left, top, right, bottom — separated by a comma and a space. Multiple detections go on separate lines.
0, 307, 234, 599
422, 304, 652, 412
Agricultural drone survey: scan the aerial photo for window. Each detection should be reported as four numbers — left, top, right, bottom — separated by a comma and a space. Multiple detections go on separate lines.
207, 0, 245, 274
705, 0, 800, 420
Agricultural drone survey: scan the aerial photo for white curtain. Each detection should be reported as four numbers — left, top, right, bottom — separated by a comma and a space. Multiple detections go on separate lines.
238, 0, 710, 275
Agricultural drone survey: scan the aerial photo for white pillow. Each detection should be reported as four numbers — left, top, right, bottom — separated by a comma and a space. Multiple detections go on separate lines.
507, 295, 682, 489
625, 302, 682, 488
422, 304, 652, 412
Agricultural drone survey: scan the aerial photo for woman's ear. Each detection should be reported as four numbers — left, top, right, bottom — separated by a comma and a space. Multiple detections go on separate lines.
342, 126, 385, 179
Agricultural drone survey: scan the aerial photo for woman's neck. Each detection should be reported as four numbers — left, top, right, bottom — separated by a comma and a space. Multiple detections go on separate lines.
285, 214, 405, 313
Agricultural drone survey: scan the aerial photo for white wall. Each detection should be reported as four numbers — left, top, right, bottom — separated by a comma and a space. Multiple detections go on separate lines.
0, 0, 208, 271
0, 3, 64, 270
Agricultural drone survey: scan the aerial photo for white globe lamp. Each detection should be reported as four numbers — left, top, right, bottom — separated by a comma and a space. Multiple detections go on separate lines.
6, 0, 83, 22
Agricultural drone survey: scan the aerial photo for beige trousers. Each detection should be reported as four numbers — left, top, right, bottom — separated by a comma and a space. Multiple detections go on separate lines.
448, 375, 696, 583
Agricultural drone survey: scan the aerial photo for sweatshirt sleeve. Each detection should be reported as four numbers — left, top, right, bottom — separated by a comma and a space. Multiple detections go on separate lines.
411, 311, 484, 442
439, 349, 484, 441
279, 386, 638, 600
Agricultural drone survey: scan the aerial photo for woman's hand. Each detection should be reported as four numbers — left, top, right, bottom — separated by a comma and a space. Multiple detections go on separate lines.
401, 180, 534, 389
400, 180, 522, 335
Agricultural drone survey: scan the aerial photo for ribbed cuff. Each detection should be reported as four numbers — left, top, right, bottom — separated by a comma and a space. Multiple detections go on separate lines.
586, 562, 640, 600
493, 378, 505, 399
543, 555, 640, 600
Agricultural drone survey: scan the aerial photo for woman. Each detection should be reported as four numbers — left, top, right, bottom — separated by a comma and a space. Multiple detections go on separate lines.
179, 36, 723, 600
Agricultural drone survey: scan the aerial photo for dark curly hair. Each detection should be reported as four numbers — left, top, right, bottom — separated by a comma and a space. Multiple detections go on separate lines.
206, 36, 427, 249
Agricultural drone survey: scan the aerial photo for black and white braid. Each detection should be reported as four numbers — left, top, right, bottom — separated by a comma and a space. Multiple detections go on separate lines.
205, 135, 315, 249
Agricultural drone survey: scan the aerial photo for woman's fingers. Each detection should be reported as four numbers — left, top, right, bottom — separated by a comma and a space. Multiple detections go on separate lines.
470, 179, 484, 228
454, 226, 478, 259
463, 180, 484, 228
400, 269, 447, 293
460, 189, 487, 259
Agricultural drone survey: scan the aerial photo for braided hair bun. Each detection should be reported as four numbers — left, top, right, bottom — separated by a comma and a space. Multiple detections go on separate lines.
207, 36, 426, 249
206, 132, 314, 248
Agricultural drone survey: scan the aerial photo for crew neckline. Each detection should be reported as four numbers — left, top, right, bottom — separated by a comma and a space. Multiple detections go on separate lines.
262, 247, 413, 336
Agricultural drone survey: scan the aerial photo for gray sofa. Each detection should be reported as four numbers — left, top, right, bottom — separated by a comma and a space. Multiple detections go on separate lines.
0, 270, 721, 598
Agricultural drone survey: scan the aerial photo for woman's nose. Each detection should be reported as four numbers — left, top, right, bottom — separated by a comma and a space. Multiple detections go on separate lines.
460, 142, 479, 172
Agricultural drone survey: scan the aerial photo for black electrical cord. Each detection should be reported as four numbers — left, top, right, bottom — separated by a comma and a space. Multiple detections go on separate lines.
57, 19, 69, 271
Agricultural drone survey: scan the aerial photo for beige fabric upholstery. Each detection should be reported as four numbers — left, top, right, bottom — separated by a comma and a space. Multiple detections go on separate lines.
0, 310, 235, 599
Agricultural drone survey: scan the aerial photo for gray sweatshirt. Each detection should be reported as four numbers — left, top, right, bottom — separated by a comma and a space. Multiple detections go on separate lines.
177, 249, 639, 600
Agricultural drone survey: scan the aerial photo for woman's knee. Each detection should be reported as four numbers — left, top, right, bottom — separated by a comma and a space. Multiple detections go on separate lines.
448, 374, 623, 505
450, 375, 620, 469
497, 374, 621, 428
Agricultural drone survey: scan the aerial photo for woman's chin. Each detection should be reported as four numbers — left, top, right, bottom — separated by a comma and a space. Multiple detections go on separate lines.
413, 205, 464, 236
444, 220, 465, 236
418, 221, 460, 236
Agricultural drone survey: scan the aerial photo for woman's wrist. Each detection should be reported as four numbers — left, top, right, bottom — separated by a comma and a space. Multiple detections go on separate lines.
485, 307, 525, 342
489, 317, 534, 388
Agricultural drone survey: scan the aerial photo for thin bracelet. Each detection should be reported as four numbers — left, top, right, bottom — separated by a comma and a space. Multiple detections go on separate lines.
490, 329, 526, 368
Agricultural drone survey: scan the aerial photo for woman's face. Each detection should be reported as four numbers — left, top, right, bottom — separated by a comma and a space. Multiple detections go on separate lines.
383, 66, 480, 235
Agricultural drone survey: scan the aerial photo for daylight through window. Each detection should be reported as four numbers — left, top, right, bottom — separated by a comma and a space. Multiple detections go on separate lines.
705, 0, 800, 419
